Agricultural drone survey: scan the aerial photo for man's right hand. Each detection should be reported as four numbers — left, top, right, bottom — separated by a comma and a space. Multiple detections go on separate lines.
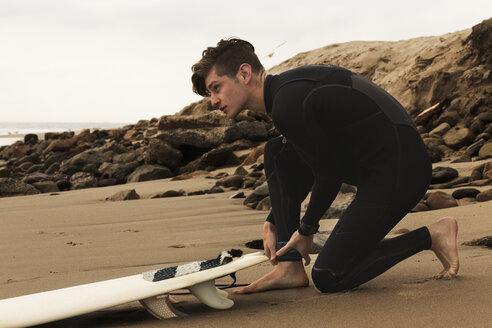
262, 221, 277, 265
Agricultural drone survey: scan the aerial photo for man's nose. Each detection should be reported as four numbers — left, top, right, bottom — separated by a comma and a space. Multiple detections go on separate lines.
211, 94, 220, 108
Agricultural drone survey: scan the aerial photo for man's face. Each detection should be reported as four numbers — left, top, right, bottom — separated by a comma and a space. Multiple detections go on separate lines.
205, 66, 248, 119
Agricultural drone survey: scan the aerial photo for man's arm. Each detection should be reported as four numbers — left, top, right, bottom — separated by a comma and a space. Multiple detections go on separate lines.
299, 177, 342, 235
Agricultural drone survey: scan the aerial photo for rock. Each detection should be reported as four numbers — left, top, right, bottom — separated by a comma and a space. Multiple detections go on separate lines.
452, 188, 481, 199
15, 153, 41, 166
243, 182, 269, 207
233, 166, 249, 177
145, 139, 182, 169
45, 163, 60, 175
216, 175, 244, 188
242, 179, 256, 189
429, 176, 469, 189
483, 161, 492, 180
177, 98, 213, 116
70, 172, 98, 189
312, 232, 329, 253
478, 142, 492, 158
431, 167, 459, 184
22, 172, 52, 184
443, 126, 475, 150
17, 162, 34, 171
107, 189, 140, 201
42, 138, 77, 154
256, 196, 271, 211
44, 131, 74, 140
241, 144, 266, 166
24, 134, 39, 145
475, 132, 491, 142
470, 119, 485, 134
0, 167, 12, 178
113, 152, 138, 164
200, 146, 240, 168
450, 154, 472, 163
463, 236, 492, 248
229, 191, 246, 199
207, 186, 225, 194
225, 121, 268, 142
187, 190, 206, 196
426, 191, 458, 210
127, 165, 173, 183
60, 150, 111, 175
0, 178, 41, 197
476, 189, 492, 202
56, 179, 71, 191
99, 161, 140, 183
322, 200, 352, 219
33, 181, 60, 193
151, 190, 185, 198
123, 129, 141, 140
26, 164, 44, 174
159, 112, 229, 130
411, 202, 430, 212
465, 139, 486, 157
429, 122, 451, 137
477, 112, 492, 123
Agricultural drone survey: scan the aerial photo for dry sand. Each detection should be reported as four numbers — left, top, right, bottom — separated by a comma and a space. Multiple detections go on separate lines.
1, 167, 492, 327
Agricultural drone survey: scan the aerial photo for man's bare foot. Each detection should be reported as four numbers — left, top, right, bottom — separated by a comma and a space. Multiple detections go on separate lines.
233, 261, 309, 294
426, 216, 459, 279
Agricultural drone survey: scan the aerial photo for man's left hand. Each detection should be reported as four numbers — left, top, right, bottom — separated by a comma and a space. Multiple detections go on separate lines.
276, 231, 313, 266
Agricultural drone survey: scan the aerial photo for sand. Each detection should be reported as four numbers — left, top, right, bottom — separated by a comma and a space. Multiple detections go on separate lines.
1, 165, 492, 328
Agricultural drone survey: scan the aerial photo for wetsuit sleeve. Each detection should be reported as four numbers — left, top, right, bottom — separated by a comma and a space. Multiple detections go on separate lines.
301, 177, 342, 228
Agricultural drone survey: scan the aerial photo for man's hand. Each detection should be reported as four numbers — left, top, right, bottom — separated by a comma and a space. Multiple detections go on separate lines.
263, 221, 278, 265
276, 230, 313, 266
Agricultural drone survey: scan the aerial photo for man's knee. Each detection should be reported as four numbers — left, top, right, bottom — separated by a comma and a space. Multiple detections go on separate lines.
311, 266, 348, 293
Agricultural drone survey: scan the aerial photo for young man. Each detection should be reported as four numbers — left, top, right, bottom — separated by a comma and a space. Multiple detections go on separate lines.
191, 38, 459, 293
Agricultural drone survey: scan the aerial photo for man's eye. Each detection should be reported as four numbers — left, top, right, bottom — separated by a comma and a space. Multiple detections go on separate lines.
214, 85, 220, 92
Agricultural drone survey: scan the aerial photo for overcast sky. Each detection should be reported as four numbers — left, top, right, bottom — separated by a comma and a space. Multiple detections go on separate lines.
1, 0, 491, 124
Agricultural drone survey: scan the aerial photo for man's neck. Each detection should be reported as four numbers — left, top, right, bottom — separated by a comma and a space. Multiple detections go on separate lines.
244, 71, 267, 114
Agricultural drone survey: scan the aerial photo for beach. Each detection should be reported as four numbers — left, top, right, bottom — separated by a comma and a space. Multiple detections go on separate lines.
1, 165, 491, 327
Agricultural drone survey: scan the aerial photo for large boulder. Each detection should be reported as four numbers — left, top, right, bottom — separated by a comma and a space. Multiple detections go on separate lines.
426, 191, 458, 210
99, 161, 140, 183
478, 142, 492, 158
431, 167, 459, 184
145, 139, 182, 169
60, 150, 111, 175
70, 172, 99, 189
224, 121, 268, 142
127, 165, 174, 183
42, 138, 77, 154
0, 178, 40, 197
33, 181, 60, 193
443, 126, 475, 150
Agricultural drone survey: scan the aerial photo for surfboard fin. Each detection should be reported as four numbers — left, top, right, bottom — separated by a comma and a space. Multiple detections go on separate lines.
188, 279, 234, 310
140, 294, 188, 319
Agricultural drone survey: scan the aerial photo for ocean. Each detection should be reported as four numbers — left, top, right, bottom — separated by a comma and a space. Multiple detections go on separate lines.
0, 122, 129, 147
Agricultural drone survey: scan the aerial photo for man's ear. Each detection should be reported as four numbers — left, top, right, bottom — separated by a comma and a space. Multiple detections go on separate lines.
238, 63, 252, 83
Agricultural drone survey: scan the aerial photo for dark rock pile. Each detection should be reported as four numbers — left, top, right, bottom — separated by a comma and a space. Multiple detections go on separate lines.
0, 111, 274, 198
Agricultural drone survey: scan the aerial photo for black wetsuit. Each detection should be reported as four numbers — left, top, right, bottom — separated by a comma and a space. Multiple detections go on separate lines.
263, 65, 432, 293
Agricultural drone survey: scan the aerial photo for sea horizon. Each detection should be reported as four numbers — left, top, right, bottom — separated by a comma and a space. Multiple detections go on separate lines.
0, 121, 129, 147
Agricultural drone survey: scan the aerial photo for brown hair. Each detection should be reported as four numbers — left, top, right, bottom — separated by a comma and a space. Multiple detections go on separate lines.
191, 38, 264, 97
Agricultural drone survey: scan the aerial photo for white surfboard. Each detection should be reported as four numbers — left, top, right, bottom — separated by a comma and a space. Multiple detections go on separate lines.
0, 251, 268, 328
